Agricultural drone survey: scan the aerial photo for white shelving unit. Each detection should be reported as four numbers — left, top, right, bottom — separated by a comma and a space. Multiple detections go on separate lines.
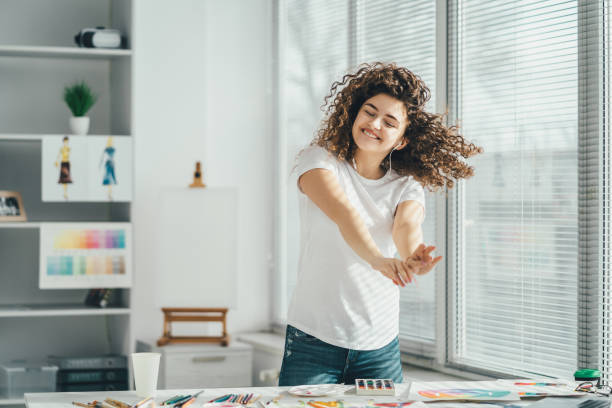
0, 399, 23, 406
0, 45, 132, 59
0, 1, 134, 406
0, 305, 131, 318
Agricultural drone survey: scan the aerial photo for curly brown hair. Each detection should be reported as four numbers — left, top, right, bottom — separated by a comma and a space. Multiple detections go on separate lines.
314, 62, 482, 190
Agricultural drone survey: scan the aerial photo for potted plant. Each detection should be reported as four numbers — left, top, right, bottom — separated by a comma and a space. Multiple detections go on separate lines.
63, 81, 97, 135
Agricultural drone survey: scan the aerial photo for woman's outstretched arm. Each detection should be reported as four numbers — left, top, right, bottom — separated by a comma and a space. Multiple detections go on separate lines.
393, 200, 441, 276
299, 168, 412, 285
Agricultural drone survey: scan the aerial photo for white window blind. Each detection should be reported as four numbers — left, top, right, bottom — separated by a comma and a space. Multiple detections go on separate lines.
447, 0, 606, 378
599, 0, 611, 384
354, 0, 438, 355
277, 0, 440, 356
276, 0, 350, 323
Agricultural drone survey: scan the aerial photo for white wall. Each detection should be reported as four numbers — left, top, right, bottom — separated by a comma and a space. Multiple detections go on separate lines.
132, 0, 274, 343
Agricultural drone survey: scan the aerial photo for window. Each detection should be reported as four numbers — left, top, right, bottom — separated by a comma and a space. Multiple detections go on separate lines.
448, 0, 606, 378
275, 0, 610, 380
275, 0, 440, 356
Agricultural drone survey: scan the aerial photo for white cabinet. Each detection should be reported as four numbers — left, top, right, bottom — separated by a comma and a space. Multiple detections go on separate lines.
136, 341, 253, 389
0, 1, 134, 406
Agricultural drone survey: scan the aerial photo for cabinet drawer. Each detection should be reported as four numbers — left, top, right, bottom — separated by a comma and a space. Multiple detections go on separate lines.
163, 351, 252, 388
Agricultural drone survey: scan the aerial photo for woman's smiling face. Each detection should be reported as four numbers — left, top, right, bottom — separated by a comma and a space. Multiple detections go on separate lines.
351, 93, 408, 155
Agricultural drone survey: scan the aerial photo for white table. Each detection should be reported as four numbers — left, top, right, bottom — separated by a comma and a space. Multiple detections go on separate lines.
25, 384, 414, 407
25, 384, 592, 408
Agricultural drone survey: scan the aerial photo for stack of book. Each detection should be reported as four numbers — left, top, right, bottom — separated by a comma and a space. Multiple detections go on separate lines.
49, 355, 128, 392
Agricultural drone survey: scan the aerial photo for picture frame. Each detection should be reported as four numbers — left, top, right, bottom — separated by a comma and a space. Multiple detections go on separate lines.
0, 191, 27, 222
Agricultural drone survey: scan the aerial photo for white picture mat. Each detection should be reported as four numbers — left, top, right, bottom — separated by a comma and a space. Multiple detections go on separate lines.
39, 222, 133, 289
41, 135, 132, 202
157, 187, 238, 309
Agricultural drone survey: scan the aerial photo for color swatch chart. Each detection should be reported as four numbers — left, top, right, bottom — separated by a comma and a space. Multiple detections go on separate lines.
53, 229, 126, 249
46, 255, 125, 276
39, 223, 132, 289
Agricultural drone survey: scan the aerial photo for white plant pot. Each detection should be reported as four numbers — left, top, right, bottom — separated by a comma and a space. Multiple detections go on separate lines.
69, 116, 90, 135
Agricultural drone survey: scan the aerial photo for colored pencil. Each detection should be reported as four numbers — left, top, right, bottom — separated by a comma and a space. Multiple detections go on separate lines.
514, 382, 565, 386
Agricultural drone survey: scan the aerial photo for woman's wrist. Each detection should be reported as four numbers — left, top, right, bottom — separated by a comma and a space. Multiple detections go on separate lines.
367, 255, 386, 268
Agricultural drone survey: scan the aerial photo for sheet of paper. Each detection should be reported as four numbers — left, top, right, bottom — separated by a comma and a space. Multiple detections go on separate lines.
406, 381, 521, 402
496, 379, 583, 397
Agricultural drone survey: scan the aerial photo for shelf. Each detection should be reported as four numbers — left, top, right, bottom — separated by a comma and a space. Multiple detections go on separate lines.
0, 222, 132, 229
0, 45, 132, 60
0, 397, 24, 406
0, 134, 132, 141
0, 304, 131, 317
0, 222, 40, 229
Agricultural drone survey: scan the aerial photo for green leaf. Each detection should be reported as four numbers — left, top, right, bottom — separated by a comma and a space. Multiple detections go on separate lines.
63, 81, 98, 117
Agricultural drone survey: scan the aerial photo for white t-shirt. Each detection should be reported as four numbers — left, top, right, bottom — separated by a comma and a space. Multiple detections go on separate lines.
287, 145, 426, 350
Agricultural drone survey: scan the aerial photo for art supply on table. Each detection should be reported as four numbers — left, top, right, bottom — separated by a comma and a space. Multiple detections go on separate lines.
355, 379, 396, 396
408, 380, 520, 401
209, 393, 261, 405
526, 396, 611, 408
496, 379, 583, 397
104, 398, 130, 408
132, 396, 154, 407
575, 369, 602, 387
72, 400, 132, 408
202, 404, 242, 408
161, 395, 188, 405
173, 390, 203, 408
514, 382, 567, 386
288, 385, 345, 397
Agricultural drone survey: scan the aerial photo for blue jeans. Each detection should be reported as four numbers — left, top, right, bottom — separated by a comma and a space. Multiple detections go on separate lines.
278, 325, 403, 386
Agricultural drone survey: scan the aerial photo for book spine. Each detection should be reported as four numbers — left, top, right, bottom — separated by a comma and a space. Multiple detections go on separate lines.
58, 381, 128, 392
51, 356, 127, 370
57, 369, 128, 384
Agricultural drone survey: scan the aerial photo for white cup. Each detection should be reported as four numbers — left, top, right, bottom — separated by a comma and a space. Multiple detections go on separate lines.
131, 352, 161, 397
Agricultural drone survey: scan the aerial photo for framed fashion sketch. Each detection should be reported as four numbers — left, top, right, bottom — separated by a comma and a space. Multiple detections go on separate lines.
41, 135, 132, 202
0, 191, 27, 222
39, 222, 132, 289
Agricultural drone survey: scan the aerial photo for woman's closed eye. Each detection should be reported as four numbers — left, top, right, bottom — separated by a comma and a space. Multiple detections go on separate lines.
364, 110, 397, 128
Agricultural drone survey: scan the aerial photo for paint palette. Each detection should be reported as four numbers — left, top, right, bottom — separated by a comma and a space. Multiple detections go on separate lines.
355, 379, 395, 396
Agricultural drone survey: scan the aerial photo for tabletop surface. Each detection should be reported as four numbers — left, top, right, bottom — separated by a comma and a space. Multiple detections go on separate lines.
24, 383, 602, 408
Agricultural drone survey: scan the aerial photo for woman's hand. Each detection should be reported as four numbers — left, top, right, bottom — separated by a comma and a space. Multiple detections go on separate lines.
369, 257, 415, 287
405, 243, 442, 275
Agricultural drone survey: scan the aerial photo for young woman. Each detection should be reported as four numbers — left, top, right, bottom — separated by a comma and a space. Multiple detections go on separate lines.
279, 63, 482, 386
